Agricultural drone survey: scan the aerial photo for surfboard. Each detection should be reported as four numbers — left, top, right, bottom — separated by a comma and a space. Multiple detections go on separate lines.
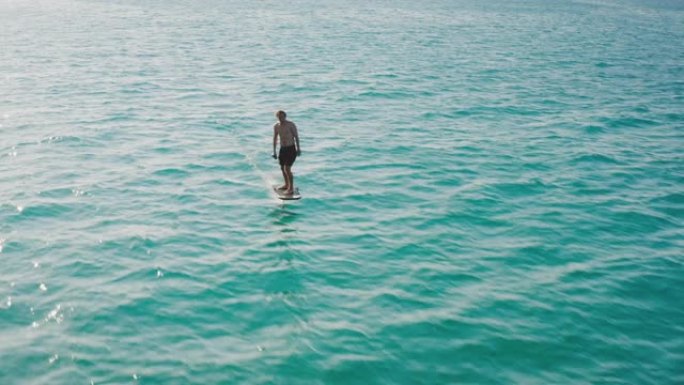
273, 186, 301, 200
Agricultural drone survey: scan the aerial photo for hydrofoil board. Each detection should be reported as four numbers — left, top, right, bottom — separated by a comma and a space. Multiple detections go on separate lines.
273, 185, 301, 200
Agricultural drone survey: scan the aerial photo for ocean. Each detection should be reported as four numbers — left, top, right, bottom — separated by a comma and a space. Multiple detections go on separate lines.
1, 0, 683, 383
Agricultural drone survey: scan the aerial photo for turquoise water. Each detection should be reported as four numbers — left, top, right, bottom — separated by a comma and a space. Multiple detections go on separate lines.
1, 0, 683, 383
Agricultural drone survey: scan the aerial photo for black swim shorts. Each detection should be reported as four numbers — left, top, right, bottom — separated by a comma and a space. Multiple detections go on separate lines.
279, 145, 297, 166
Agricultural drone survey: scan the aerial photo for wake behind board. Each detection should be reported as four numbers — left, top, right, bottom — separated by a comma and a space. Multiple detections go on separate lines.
273, 185, 301, 200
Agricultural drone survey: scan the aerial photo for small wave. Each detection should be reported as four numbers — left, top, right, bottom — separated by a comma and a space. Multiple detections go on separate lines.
38, 187, 76, 198
571, 153, 620, 164
39, 135, 83, 145
358, 90, 415, 99
600, 116, 661, 129
485, 179, 551, 198
607, 209, 679, 234
152, 168, 190, 177
336, 78, 369, 86
650, 192, 684, 205
12, 203, 85, 220
451, 105, 542, 117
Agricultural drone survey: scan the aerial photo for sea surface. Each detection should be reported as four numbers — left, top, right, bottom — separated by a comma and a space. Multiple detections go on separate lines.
1, 0, 683, 384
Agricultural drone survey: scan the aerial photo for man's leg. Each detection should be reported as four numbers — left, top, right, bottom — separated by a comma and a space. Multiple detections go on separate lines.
285, 166, 294, 194
279, 165, 289, 190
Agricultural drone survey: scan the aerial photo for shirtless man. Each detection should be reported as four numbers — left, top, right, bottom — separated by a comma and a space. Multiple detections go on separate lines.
272, 110, 300, 195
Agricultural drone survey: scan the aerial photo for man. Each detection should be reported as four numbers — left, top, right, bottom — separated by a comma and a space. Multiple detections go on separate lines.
272, 110, 300, 195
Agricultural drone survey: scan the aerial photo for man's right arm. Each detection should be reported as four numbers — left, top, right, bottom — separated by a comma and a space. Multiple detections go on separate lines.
272, 125, 278, 158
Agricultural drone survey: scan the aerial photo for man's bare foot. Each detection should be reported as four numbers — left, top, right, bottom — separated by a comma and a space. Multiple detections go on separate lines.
277, 185, 288, 190
285, 190, 294, 195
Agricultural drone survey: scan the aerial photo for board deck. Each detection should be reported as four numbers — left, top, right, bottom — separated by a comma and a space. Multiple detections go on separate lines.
273, 186, 301, 200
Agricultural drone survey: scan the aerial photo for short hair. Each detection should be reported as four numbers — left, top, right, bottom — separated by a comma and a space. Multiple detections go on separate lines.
276, 110, 286, 118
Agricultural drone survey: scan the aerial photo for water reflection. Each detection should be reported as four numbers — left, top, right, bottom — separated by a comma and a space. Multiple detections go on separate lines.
268, 206, 300, 230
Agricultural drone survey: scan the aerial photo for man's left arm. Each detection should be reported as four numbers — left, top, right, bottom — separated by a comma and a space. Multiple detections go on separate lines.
293, 124, 301, 155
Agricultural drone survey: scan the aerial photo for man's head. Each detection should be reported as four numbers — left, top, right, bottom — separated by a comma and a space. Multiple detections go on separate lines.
276, 110, 286, 122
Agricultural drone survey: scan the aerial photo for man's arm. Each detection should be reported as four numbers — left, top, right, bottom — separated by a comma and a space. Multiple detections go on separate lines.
272, 125, 278, 158
293, 124, 300, 155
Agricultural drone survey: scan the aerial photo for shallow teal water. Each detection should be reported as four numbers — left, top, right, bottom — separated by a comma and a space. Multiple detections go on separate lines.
1, 0, 683, 384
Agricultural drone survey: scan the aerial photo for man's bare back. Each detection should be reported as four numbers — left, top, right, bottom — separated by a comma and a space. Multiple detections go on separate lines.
274, 121, 298, 147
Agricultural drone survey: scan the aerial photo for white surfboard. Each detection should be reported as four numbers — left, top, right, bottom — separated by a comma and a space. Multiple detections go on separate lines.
273, 185, 301, 200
